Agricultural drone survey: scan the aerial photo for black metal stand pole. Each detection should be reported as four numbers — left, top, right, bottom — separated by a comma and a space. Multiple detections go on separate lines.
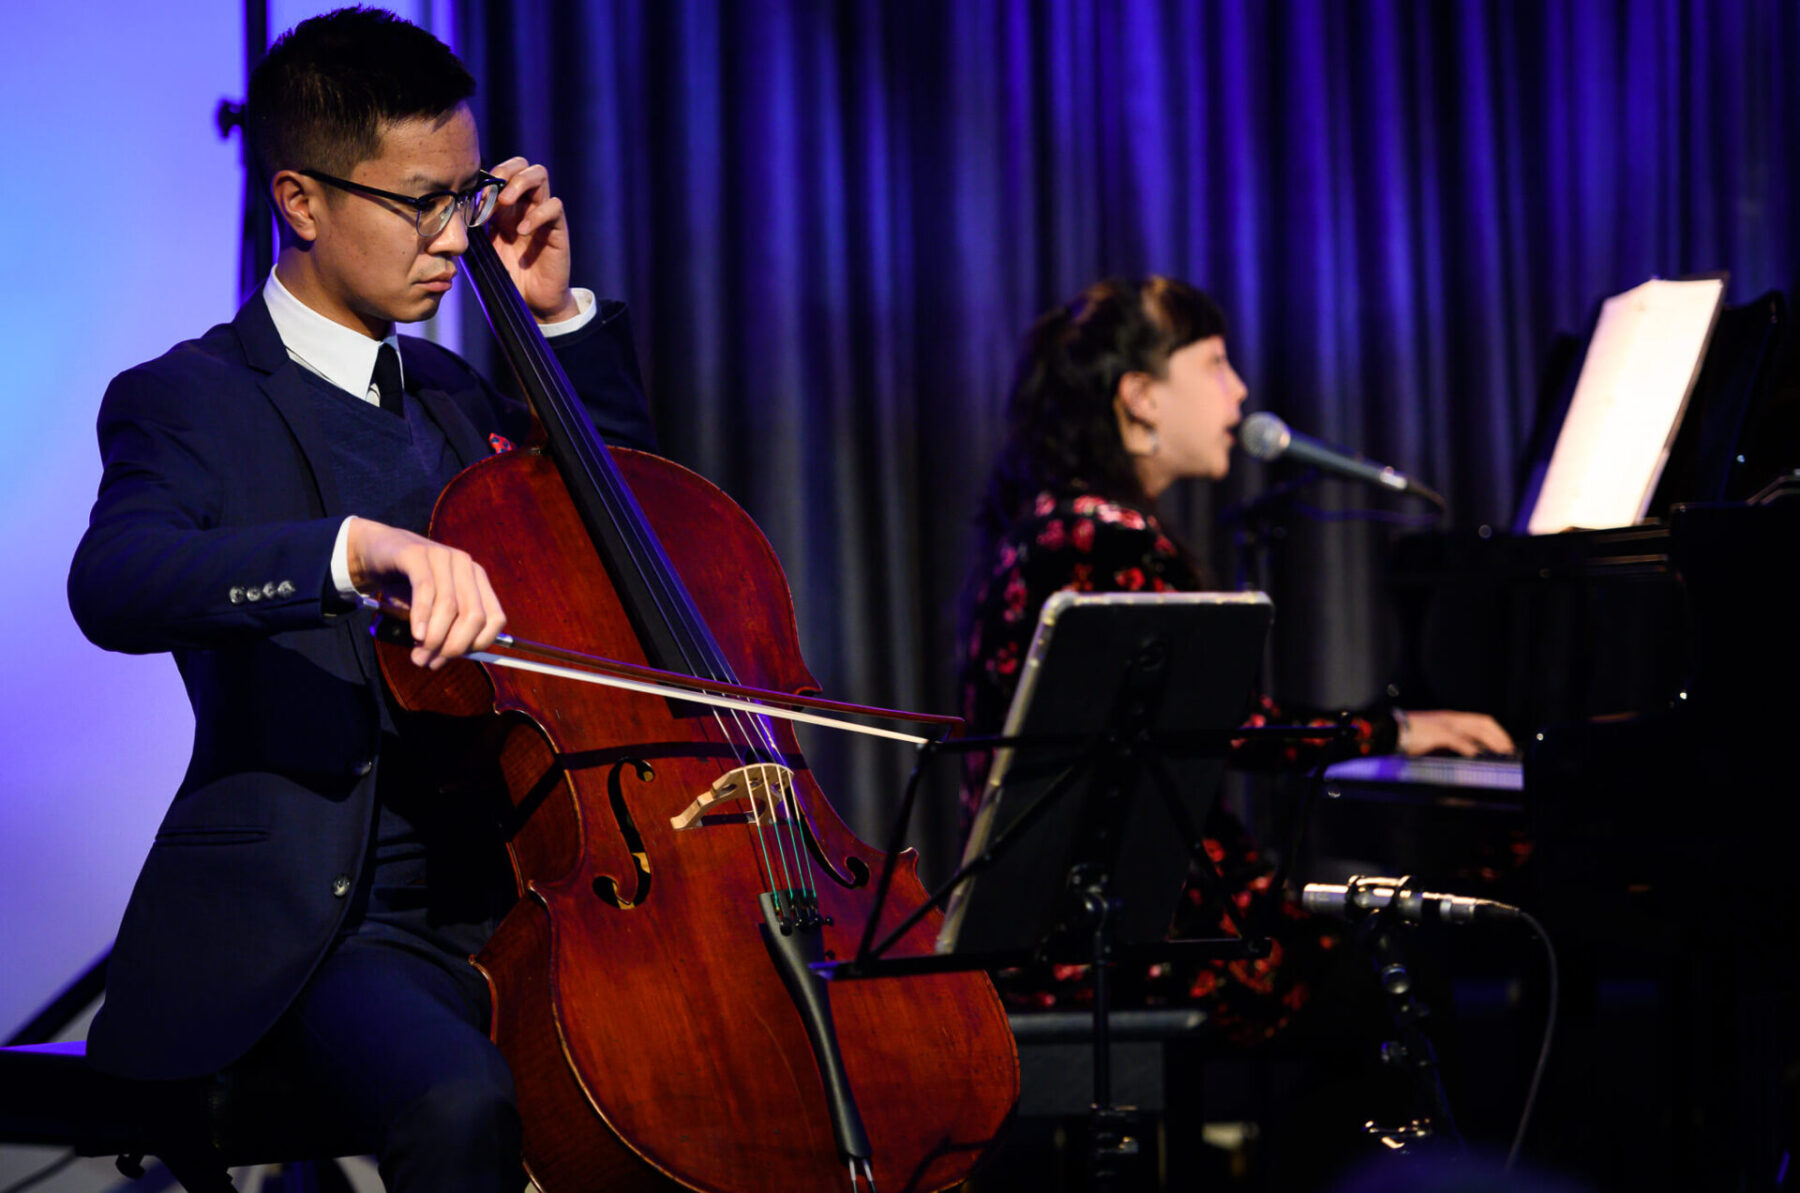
1079, 876, 1146, 1193
1354, 892, 1463, 1155
1221, 477, 1312, 688
215, 0, 271, 302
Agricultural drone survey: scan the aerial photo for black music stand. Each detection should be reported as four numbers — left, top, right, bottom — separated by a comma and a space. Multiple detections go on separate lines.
817, 592, 1355, 1190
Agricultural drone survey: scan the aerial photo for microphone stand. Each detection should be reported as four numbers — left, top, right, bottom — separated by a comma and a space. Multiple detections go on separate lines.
1219, 473, 1318, 690
1219, 472, 1320, 594
1345, 877, 1464, 1156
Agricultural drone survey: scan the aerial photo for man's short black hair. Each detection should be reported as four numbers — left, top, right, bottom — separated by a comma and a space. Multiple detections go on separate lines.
247, 6, 475, 191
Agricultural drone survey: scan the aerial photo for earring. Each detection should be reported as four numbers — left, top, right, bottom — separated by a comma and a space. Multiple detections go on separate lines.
1146, 427, 1159, 456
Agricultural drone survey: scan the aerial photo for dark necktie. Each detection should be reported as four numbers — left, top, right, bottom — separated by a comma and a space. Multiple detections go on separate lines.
373, 342, 405, 416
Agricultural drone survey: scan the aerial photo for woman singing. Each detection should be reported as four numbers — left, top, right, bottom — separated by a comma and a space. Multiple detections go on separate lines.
959, 275, 1511, 1036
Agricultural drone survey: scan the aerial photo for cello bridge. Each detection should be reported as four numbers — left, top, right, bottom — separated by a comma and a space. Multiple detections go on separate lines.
669, 764, 796, 830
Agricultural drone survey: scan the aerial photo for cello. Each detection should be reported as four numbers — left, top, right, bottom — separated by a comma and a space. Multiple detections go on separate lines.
374, 230, 1019, 1192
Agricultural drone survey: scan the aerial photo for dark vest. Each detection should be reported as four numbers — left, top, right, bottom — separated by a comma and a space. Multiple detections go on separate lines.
308, 372, 512, 969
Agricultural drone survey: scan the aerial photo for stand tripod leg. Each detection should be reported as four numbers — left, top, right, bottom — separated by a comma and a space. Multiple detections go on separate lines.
856, 751, 1099, 966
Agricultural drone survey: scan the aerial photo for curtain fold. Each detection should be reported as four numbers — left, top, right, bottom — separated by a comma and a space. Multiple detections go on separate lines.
462, 0, 1800, 875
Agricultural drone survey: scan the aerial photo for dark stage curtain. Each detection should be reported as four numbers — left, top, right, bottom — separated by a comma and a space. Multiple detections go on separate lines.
458, 0, 1800, 876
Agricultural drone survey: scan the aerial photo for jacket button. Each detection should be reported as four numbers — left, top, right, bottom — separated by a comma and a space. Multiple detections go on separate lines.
229, 586, 245, 604
262, 582, 278, 599
245, 587, 262, 602
352, 759, 374, 777
276, 580, 296, 598
331, 876, 352, 898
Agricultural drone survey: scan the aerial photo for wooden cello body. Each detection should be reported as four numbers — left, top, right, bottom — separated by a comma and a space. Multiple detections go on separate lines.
378, 237, 1018, 1192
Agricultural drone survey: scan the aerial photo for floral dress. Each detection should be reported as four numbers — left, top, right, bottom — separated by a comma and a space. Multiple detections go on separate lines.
959, 490, 1397, 1043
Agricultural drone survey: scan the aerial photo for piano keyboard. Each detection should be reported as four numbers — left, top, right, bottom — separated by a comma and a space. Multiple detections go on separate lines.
1323, 754, 1523, 791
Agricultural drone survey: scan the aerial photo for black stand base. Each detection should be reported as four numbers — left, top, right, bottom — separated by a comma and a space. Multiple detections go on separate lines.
1087, 1105, 1151, 1189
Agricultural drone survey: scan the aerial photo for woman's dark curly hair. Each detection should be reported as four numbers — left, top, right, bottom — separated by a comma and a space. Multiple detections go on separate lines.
975, 276, 1228, 545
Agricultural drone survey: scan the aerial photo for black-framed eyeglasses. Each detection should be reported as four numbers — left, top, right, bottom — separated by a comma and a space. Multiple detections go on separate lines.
301, 169, 503, 237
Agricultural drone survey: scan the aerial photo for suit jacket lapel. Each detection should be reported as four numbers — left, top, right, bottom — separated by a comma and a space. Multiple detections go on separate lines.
233, 292, 347, 518
234, 297, 492, 503
231, 292, 379, 686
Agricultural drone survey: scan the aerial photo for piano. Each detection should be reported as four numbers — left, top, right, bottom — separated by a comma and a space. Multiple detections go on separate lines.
1330, 289, 1800, 1190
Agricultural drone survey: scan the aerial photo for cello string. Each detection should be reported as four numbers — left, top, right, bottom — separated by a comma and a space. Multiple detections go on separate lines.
758, 761, 798, 916
470, 240, 700, 673
746, 764, 784, 905
771, 764, 803, 901
470, 239, 742, 727
469, 240, 689, 660
777, 765, 820, 910
472, 236, 819, 903
496, 308, 810, 887
473, 241, 753, 730
469, 249, 794, 883
467, 258, 831, 913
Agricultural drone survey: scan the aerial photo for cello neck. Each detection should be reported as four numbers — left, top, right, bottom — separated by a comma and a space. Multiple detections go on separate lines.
462, 233, 733, 683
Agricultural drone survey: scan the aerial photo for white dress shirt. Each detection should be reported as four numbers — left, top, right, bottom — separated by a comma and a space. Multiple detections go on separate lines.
260, 267, 596, 600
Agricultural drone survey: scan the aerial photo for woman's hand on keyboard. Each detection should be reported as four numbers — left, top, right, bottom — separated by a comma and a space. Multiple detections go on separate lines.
1395, 710, 1516, 757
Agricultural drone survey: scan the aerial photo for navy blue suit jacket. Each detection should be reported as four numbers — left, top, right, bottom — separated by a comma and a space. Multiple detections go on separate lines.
67, 291, 655, 1080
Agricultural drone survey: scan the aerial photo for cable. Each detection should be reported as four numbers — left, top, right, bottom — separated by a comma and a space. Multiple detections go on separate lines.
0, 1151, 78, 1193
1505, 910, 1559, 1171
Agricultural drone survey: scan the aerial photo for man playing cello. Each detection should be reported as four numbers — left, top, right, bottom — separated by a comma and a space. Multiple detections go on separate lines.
68, 9, 651, 1190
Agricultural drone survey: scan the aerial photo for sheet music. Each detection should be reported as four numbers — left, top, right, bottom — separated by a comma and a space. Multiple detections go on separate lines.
1526, 276, 1725, 534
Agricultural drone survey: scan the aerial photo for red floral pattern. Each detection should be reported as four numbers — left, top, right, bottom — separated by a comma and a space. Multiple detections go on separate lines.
959, 491, 1399, 1044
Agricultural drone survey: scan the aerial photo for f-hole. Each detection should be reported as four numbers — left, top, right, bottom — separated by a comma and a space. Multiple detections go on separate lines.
593, 758, 654, 909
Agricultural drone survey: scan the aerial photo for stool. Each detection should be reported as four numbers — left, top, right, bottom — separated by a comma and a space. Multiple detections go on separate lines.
0, 1040, 378, 1191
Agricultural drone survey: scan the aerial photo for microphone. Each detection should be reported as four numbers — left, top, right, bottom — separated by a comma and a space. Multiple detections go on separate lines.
1239, 412, 1445, 508
1302, 877, 1521, 926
